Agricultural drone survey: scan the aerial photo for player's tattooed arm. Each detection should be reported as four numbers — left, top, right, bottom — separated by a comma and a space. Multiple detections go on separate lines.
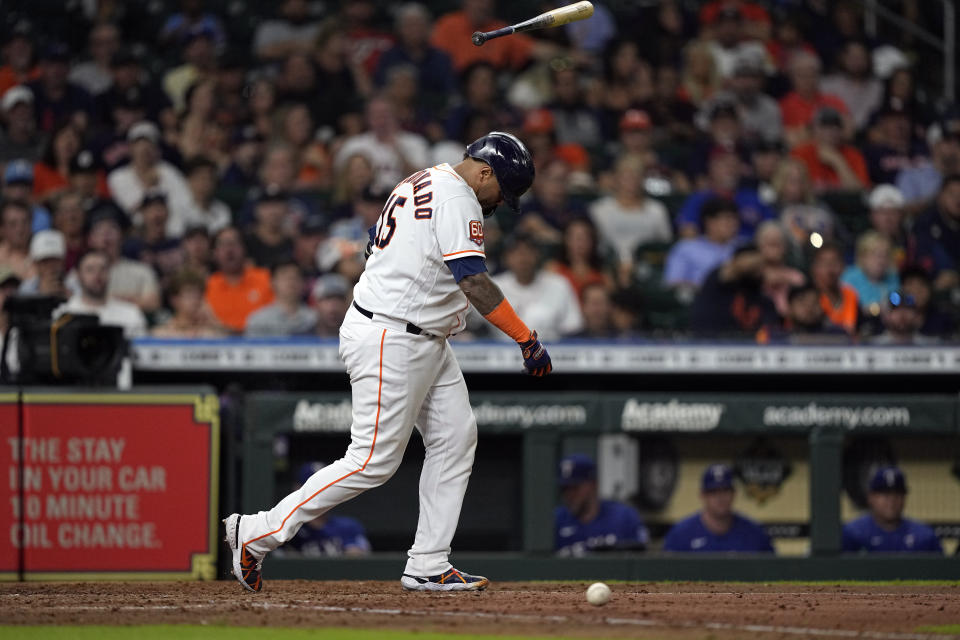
457, 272, 505, 315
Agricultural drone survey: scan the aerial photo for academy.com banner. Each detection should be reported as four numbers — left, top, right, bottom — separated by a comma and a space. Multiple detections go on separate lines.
252, 392, 958, 436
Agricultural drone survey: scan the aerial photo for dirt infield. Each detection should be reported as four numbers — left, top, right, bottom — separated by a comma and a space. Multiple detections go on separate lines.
1, 580, 959, 639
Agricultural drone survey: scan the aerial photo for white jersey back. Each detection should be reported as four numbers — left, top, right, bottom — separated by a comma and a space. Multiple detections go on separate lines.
353, 164, 485, 337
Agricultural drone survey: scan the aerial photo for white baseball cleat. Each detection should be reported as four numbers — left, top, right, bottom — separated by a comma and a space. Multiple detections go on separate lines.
401, 567, 489, 591
223, 513, 263, 593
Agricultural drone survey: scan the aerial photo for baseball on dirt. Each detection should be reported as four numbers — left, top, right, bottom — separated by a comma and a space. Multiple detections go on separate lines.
586, 582, 611, 606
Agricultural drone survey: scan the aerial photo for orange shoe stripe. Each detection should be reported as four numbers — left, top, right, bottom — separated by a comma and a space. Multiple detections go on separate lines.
243, 329, 387, 551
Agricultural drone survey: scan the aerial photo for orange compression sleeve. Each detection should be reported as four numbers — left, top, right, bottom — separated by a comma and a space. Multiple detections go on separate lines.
483, 299, 533, 343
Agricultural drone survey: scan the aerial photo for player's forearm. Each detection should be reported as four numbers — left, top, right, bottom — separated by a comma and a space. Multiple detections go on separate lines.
458, 272, 504, 315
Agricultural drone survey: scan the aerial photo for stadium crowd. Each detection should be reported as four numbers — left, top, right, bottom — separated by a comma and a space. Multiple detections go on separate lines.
0, 0, 957, 344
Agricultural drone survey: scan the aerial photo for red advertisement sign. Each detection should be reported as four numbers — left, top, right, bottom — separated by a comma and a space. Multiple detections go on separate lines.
2, 391, 218, 580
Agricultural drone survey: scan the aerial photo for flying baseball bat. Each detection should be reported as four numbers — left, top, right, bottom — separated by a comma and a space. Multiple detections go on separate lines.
471, 1, 594, 46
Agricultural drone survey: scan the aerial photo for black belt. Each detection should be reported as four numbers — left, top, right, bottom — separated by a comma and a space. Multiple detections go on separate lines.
353, 301, 425, 336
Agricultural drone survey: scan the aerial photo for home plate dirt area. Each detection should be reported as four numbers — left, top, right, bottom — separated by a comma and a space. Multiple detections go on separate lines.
2, 581, 959, 639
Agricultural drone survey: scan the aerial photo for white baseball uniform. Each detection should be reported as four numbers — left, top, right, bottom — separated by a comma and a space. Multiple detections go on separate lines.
238, 164, 486, 577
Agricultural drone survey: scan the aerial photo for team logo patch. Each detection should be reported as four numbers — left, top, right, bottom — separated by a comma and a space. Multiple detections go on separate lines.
469, 220, 484, 246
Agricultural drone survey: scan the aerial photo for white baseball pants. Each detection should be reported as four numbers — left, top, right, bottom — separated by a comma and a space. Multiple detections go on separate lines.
239, 305, 478, 576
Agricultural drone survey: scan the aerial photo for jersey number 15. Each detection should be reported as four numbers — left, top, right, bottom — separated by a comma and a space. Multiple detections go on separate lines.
374, 195, 407, 249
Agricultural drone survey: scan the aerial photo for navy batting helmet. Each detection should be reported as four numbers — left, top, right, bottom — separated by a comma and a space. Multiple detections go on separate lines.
465, 132, 534, 214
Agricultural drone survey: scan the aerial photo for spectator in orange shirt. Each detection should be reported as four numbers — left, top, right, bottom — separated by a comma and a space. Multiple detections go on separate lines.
32, 121, 82, 200
779, 51, 850, 146
205, 226, 274, 333
430, 0, 552, 72
810, 242, 859, 335
791, 107, 869, 192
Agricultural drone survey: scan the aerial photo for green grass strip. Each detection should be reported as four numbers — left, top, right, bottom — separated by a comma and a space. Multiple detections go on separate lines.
0, 627, 628, 640
917, 625, 960, 634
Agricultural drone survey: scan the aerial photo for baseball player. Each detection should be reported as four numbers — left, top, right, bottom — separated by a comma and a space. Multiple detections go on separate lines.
554, 454, 649, 556
842, 466, 942, 553
224, 132, 551, 592
662, 463, 774, 552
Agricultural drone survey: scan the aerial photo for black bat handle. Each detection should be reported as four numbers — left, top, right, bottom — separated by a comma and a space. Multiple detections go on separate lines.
472, 26, 515, 46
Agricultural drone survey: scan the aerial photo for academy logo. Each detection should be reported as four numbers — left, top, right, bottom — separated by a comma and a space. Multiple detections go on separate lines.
469, 220, 484, 246
292, 400, 353, 432
620, 399, 725, 432
762, 403, 910, 429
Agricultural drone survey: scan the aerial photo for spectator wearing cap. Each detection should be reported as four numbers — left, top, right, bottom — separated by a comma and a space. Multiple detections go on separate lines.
688, 99, 742, 180
244, 260, 316, 337
294, 214, 327, 281
431, 0, 544, 73
690, 243, 781, 337
152, 269, 225, 338
222, 125, 265, 189
18, 229, 67, 297
745, 139, 785, 204
281, 461, 372, 557
50, 190, 87, 271
26, 42, 95, 133
183, 156, 230, 234
896, 117, 960, 213
245, 188, 295, 269
68, 22, 120, 96
547, 217, 611, 303
820, 40, 883, 133
70, 202, 159, 312
205, 226, 274, 333
0, 199, 35, 280
755, 221, 805, 317
554, 454, 649, 556
59, 248, 146, 337
94, 49, 173, 135
727, 52, 782, 144
238, 144, 316, 228
863, 100, 925, 185
810, 242, 860, 336
335, 96, 429, 195
517, 160, 586, 244
0, 19, 40, 97
900, 266, 955, 337
589, 153, 672, 282
662, 463, 774, 553
329, 186, 384, 244
521, 108, 590, 175
607, 109, 690, 195
779, 51, 851, 147
375, 4, 456, 108
32, 121, 82, 200
675, 147, 776, 239
842, 466, 942, 553
162, 23, 217, 112
253, 0, 322, 62
68, 150, 108, 208
0, 86, 43, 164
909, 175, 960, 292
705, 5, 769, 80
107, 121, 195, 237
841, 230, 900, 315
664, 197, 741, 291
790, 107, 869, 191
871, 289, 939, 345
867, 185, 908, 269
3, 159, 51, 232
487, 234, 583, 341
160, 0, 227, 50
311, 273, 350, 337
124, 191, 182, 280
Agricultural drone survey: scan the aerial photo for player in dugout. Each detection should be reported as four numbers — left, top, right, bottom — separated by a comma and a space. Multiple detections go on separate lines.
842, 466, 942, 553
662, 463, 774, 552
554, 454, 649, 556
